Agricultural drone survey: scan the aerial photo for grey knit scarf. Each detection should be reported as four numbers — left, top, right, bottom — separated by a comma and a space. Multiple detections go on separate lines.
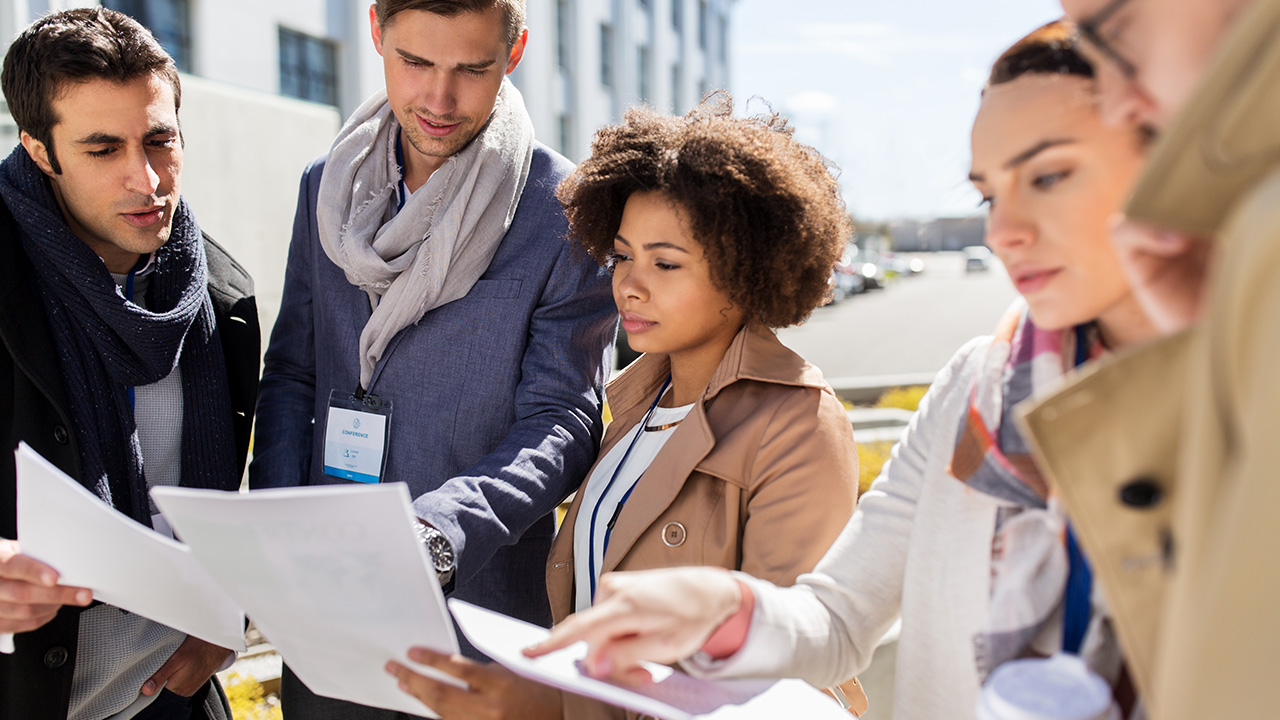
317, 79, 534, 389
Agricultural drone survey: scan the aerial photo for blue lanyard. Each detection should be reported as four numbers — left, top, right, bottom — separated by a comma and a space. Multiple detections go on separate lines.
586, 375, 671, 602
1062, 324, 1094, 653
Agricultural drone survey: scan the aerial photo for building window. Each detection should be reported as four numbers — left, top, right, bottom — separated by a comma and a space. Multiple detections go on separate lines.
102, 0, 191, 72
698, 0, 708, 50
556, 0, 571, 70
279, 27, 338, 106
558, 114, 572, 157
637, 46, 651, 101
600, 24, 614, 87
719, 13, 729, 62
672, 0, 683, 32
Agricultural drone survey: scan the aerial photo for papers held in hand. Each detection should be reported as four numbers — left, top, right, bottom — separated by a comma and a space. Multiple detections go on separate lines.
151, 482, 461, 717
449, 599, 851, 720
14, 443, 245, 650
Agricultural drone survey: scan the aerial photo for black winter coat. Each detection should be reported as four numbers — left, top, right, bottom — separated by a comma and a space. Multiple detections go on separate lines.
0, 197, 260, 720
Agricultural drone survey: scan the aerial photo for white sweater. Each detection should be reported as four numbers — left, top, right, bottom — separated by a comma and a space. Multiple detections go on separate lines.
690, 337, 1013, 720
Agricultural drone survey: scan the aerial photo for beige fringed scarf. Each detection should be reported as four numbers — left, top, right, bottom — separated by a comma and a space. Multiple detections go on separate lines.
317, 78, 534, 389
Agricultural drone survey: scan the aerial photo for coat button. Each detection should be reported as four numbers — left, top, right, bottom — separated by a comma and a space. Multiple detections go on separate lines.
1119, 478, 1164, 508
662, 522, 686, 548
53, 425, 69, 445
43, 646, 69, 668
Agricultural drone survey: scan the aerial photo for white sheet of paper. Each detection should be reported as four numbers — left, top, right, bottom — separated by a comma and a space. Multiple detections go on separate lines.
151, 482, 459, 717
448, 599, 851, 720
14, 443, 246, 650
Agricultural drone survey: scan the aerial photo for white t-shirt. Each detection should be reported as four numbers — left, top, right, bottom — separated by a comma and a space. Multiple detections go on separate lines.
573, 400, 694, 612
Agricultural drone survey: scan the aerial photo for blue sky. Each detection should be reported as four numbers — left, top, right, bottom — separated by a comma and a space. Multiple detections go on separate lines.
731, 0, 1062, 220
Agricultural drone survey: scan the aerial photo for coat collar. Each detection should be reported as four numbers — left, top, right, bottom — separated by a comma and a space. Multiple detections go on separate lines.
0, 199, 72, 417
1125, 0, 1280, 237
605, 322, 829, 426
549, 323, 832, 620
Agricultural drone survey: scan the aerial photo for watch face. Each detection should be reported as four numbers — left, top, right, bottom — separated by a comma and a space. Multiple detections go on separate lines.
428, 533, 455, 571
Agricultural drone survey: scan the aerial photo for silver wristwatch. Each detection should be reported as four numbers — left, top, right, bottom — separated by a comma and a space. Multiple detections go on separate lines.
414, 519, 456, 588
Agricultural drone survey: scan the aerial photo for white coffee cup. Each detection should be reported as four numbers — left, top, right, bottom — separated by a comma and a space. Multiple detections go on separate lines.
976, 654, 1122, 720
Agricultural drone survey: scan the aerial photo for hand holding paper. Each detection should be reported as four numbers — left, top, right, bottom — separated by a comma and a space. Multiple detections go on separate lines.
448, 600, 850, 720
151, 482, 462, 717
13, 444, 245, 651
0, 538, 93, 642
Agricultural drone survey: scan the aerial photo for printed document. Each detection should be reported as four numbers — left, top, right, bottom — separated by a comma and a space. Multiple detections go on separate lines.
449, 599, 850, 720
14, 443, 245, 650
151, 482, 459, 717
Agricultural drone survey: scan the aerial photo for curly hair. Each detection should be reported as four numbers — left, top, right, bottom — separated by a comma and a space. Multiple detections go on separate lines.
557, 95, 850, 329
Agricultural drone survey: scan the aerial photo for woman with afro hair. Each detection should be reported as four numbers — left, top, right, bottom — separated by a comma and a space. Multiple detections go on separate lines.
386, 96, 866, 719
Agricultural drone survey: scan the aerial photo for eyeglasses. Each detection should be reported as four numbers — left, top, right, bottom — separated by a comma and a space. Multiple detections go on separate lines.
1076, 0, 1138, 80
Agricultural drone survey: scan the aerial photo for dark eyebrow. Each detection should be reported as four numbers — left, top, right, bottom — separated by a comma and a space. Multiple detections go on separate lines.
644, 241, 690, 253
75, 124, 177, 146
969, 138, 1077, 183
75, 132, 124, 145
1004, 138, 1076, 169
396, 47, 496, 71
613, 234, 691, 254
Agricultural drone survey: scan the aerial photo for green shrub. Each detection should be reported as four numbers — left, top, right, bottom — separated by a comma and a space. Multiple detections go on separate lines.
856, 441, 895, 497
875, 385, 928, 412
224, 673, 282, 720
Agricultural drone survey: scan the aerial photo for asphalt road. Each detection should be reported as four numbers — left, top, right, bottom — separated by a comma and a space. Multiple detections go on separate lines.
777, 252, 1018, 379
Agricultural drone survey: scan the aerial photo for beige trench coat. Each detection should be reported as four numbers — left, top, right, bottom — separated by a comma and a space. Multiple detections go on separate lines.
1019, 2, 1280, 717
548, 323, 863, 719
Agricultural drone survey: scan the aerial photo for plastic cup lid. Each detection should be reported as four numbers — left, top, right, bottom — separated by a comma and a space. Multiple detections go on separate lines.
976, 654, 1118, 720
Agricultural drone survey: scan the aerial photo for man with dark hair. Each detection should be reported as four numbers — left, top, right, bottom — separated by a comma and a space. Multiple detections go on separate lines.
249, 0, 613, 717
0, 8, 259, 720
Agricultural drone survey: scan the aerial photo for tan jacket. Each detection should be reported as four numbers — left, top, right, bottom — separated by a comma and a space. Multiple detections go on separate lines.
1019, 3, 1280, 717
549, 323, 861, 719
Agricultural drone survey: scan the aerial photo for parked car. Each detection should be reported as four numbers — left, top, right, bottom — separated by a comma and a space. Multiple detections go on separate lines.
856, 249, 889, 289
883, 252, 926, 276
964, 245, 992, 272
825, 246, 862, 304
830, 266, 866, 303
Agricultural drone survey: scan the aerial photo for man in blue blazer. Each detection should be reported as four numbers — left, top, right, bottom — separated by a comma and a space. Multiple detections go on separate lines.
249, 1, 615, 716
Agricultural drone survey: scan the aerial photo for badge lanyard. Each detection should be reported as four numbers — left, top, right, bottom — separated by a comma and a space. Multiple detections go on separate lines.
1062, 324, 1094, 654
586, 375, 671, 602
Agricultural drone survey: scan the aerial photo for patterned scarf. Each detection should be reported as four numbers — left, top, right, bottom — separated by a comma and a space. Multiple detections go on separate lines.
0, 146, 238, 526
950, 299, 1103, 679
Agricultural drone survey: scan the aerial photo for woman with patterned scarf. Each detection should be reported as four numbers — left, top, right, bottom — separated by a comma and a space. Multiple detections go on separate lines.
525, 20, 1156, 720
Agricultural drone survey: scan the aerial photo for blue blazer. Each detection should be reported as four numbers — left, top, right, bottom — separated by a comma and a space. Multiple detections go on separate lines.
250, 144, 616, 652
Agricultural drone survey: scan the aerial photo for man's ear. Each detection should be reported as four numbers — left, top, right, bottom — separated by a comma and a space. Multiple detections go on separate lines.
20, 131, 56, 176
505, 28, 529, 74
370, 3, 385, 57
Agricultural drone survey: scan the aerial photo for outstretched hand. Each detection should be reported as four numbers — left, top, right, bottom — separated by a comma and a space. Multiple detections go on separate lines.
522, 567, 743, 683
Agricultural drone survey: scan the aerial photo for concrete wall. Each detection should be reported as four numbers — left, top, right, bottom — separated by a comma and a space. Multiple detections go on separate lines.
178, 74, 341, 347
